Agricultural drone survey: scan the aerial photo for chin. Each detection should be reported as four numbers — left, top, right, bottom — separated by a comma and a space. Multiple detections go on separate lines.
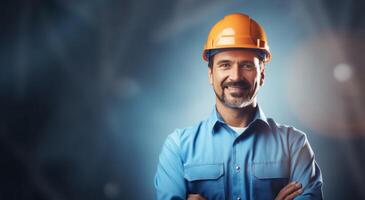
226, 97, 255, 108
224, 100, 252, 109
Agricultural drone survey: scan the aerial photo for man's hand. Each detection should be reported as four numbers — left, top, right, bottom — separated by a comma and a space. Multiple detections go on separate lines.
187, 182, 302, 200
275, 181, 303, 200
187, 194, 206, 200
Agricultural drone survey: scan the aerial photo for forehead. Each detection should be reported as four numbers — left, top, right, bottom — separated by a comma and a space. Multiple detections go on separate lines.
213, 49, 260, 62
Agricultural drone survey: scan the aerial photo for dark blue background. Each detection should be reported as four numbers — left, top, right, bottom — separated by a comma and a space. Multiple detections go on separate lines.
1, 0, 364, 199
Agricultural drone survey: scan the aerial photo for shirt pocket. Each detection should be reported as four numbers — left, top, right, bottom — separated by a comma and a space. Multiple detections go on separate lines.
252, 161, 290, 200
184, 163, 225, 199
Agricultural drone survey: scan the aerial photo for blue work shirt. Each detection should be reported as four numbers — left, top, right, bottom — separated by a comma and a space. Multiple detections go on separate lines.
155, 106, 323, 200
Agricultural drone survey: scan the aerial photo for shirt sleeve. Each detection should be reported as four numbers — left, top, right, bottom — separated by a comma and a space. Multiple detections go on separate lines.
154, 131, 186, 200
289, 129, 323, 200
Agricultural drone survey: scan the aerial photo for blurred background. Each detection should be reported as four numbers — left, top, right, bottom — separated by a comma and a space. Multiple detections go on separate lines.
1, 0, 364, 199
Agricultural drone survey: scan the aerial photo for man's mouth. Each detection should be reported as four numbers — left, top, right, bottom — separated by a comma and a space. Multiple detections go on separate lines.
226, 85, 246, 89
224, 85, 249, 90
226, 86, 246, 92
222, 80, 250, 90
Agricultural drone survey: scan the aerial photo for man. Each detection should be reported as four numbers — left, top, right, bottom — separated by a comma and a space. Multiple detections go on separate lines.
155, 13, 323, 200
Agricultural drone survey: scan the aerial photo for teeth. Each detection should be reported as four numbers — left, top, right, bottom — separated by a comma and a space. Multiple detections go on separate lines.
224, 86, 248, 89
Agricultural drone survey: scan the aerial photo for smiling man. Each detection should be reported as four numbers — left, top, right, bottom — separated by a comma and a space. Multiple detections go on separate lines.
155, 13, 323, 200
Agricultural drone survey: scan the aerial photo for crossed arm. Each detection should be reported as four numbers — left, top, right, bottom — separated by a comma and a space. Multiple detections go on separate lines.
187, 182, 303, 200
155, 133, 323, 200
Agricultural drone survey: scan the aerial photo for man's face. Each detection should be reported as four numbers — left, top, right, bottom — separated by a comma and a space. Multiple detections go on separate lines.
208, 49, 265, 109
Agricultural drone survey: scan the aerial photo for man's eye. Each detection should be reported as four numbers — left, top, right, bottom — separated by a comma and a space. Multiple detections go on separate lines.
219, 63, 230, 68
241, 63, 255, 69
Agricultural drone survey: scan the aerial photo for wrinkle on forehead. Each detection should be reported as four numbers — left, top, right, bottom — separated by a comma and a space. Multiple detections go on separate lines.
214, 50, 260, 62
214, 53, 261, 68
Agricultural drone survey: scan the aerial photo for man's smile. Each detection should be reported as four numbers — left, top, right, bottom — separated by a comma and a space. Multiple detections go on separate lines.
226, 86, 246, 92
223, 84, 250, 95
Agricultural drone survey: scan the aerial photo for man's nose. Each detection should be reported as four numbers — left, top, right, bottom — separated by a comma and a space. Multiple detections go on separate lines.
229, 64, 241, 81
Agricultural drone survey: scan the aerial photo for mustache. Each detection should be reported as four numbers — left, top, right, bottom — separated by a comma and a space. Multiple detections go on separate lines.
222, 80, 250, 89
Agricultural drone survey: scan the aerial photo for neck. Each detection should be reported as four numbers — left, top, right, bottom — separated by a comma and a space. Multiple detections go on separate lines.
216, 98, 257, 127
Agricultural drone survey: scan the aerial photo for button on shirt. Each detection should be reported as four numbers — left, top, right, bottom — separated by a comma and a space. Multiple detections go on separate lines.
155, 106, 323, 200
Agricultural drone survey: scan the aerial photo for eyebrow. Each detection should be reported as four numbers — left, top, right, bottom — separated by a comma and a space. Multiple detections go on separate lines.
238, 60, 255, 65
216, 60, 232, 65
216, 60, 255, 65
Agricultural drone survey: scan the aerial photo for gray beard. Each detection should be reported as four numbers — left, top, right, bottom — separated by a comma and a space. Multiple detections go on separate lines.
215, 88, 257, 109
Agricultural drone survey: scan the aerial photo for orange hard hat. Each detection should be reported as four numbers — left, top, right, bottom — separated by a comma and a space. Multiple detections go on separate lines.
203, 13, 271, 63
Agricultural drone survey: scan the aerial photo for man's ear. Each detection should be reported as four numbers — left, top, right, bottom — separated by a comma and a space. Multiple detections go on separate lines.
260, 64, 265, 86
208, 67, 213, 85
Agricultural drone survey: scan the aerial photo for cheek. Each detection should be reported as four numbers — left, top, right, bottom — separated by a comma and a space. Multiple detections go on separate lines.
250, 71, 261, 84
251, 74, 262, 91
211, 70, 229, 91
213, 80, 222, 91
211, 76, 223, 91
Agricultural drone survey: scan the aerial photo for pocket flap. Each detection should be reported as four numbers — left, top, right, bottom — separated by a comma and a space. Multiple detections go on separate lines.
253, 161, 289, 179
184, 163, 224, 181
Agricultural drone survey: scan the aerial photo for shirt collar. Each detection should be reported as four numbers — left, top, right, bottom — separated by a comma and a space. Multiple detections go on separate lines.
207, 105, 270, 133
